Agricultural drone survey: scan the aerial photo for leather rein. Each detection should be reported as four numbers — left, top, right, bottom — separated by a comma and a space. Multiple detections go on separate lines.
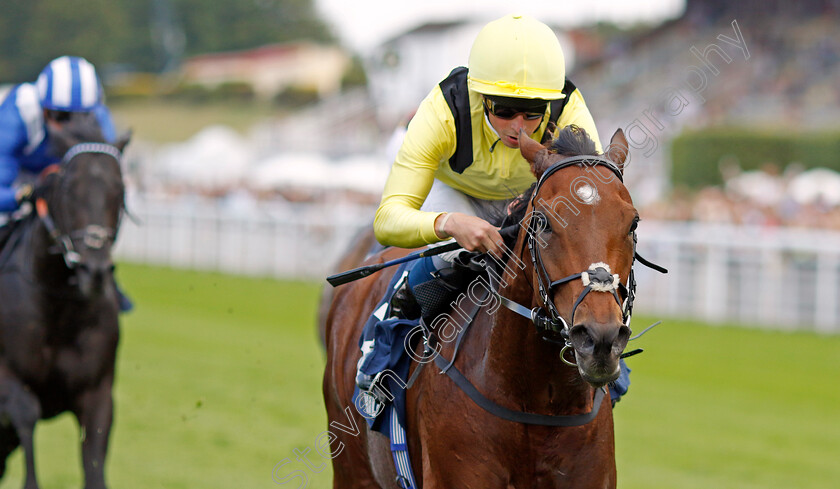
495, 155, 667, 359
421, 155, 667, 426
35, 142, 123, 269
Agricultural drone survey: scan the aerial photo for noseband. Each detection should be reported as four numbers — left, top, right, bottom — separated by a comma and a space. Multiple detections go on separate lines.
36, 142, 123, 269
424, 154, 663, 427
492, 155, 666, 364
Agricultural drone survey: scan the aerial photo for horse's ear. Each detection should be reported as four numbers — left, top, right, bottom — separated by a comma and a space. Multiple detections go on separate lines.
604, 128, 629, 174
115, 130, 132, 153
519, 129, 551, 179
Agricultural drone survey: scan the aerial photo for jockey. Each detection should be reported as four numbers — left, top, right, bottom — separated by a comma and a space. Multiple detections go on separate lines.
375, 14, 601, 319
358, 14, 631, 404
374, 14, 600, 255
0, 56, 132, 312
0, 56, 117, 211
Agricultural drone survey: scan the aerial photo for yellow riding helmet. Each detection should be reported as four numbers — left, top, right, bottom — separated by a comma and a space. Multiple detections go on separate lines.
467, 14, 567, 100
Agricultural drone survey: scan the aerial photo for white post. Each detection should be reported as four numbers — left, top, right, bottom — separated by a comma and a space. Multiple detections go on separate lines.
703, 237, 727, 324
815, 251, 838, 333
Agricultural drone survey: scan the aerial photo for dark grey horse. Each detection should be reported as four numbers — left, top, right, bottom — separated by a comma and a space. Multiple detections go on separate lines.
0, 118, 130, 489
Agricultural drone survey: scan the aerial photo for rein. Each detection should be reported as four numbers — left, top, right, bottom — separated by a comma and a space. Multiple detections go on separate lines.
433, 354, 607, 426
36, 143, 122, 270
492, 155, 667, 364
422, 154, 667, 427
413, 286, 608, 427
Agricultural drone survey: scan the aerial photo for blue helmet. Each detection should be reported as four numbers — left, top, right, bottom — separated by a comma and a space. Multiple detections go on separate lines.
36, 56, 103, 112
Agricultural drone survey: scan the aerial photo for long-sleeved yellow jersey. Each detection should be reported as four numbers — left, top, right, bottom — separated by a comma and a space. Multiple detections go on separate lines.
374, 83, 601, 248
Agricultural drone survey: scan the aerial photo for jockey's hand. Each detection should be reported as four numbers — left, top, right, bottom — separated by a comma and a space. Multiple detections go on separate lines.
436, 212, 503, 257
14, 184, 34, 205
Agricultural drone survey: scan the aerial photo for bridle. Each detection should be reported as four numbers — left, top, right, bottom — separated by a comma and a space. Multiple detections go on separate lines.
410, 154, 667, 427
35, 142, 123, 270
492, 155, 667, 364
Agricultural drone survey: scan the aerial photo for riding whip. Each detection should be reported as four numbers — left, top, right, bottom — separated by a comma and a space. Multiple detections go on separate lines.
326, 224, 519, 287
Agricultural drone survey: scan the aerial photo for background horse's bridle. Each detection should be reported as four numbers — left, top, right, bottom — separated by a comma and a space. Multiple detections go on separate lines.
36, 142, 124, 269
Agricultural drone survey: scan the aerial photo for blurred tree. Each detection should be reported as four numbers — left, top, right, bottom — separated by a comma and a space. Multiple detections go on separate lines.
0, 1, 35, 79
174, 0, 334, 55
0, 0, 131, 82
341, 55, 368, 89
0, 0, 336, 82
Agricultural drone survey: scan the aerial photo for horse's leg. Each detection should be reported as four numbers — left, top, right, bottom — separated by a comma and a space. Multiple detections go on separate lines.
0, 372, 42, 489
323, 395, 383, 489
323, 336, 383, 488
366, 432, 397, 488
0, 424, 19, 479
73, 374, 114, 489
322, 246, 405, 488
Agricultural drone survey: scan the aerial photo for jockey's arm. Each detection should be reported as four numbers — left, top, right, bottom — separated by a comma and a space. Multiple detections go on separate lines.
0, 158, 21, 213
0, 101, 27, 212
374, 88, 455, 249
374, 84, 603, 251
93, 105, 117, 143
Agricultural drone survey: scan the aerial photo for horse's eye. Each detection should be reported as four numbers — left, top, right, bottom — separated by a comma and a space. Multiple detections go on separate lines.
533, 212, 551, 234
629, 217, 639, 235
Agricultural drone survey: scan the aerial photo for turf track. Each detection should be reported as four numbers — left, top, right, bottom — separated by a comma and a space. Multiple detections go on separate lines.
0, 263, 836, 488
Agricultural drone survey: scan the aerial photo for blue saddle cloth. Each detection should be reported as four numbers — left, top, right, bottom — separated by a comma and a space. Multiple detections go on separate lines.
353, 263, 419, 437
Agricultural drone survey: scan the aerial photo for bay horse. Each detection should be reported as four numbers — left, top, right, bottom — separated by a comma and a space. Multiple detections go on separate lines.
0, 117, 130, 489
323, 127, 643, 488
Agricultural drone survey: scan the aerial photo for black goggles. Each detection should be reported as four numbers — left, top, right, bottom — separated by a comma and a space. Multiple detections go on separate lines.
45, 110, 73, 122
483, 97, 546, 121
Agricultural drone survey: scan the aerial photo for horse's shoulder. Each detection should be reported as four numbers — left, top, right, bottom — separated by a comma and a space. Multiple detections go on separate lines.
373, 246, 415, 263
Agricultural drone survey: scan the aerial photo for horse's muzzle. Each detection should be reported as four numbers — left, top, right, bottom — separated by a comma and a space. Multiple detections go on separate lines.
569, 322, 630, 386
75, 261, 115, 297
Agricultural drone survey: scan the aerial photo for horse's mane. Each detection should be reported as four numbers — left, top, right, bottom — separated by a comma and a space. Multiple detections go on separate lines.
502, 125, 600, 237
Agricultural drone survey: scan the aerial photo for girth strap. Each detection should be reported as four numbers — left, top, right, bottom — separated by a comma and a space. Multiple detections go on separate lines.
388, 405, 418, 489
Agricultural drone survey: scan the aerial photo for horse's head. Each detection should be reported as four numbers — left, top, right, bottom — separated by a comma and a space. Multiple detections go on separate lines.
518, 126, 634, 387
38, 119, 131, 298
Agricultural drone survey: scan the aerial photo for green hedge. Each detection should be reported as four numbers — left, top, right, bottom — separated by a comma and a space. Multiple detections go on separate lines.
161, 81, 256, 103
670, 128, 840, 188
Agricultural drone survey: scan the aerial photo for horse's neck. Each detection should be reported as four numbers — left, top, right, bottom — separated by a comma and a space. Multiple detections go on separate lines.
467, 249, 592, 411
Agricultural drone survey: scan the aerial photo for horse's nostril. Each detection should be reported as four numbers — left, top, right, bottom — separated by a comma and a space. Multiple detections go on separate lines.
571, 323, 630, 358
569, 325, 595, 355
618, 325, 631, 343
613, 325, 632, 355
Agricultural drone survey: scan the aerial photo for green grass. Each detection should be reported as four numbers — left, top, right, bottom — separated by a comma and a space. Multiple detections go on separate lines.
0, 263, 330, 489
614, 318, 840, 489
1, 264, 838, 488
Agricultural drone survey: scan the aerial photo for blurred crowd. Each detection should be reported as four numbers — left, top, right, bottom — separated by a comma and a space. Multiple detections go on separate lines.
121, 6, 840, 230
572, 6, 840, 230
706, 15, 840, 128
576, 11, 840, 129
640, 163, 840, 229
